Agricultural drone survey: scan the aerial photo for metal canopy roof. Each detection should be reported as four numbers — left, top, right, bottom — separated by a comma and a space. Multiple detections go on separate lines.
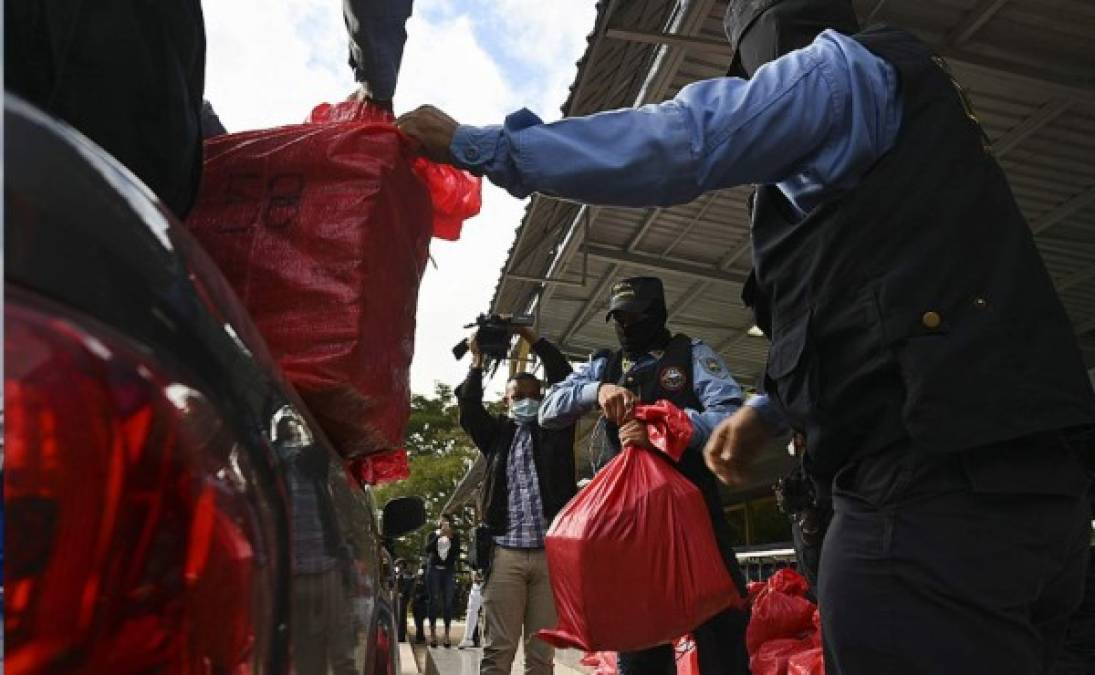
488, 0, 1095, 498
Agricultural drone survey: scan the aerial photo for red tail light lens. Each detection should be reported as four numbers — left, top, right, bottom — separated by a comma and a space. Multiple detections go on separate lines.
5, 292, 269, 674
373, 622, 394, 675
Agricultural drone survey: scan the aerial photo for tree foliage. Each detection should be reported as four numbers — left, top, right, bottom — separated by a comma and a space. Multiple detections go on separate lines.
375, 382, 502, 564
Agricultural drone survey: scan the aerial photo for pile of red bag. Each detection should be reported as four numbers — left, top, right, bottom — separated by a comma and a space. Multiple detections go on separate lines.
747, 569, 824, 675
186, 101, 480, 485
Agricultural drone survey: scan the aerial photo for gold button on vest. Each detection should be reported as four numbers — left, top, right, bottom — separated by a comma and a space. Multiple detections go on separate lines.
921, 311, 942, 329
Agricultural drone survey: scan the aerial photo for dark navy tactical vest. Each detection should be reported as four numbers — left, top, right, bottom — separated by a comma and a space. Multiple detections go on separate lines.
745, 26, 1095, 477
598, 333, 702, 454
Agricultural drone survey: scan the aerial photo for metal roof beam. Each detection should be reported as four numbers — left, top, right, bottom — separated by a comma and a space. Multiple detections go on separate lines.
993, 98, 1073, 158
715, 328, 756, 353
945, 0, 1010, 47
1075, 315, 1095, 335
667, 281, 712, 322
662, 192, 719, 256
605, 27, 729, 54
1031, 185, 1095, 235
942, 53, 1095, 107
583, 241, 750, 285
717, 238, 752, 270
560, 264, 619, 345
627, 208, 664, 252
534, 0, 716, 327
1056, 266, 1095, 293
604, 28, 1095, 106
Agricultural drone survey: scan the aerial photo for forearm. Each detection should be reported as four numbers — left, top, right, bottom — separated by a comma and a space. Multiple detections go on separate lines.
343, 0, 414, 101
456, 368, 498, 451
745, 394, 790, 437
539, 379, 600, 429
686, 404, 742, 451
531, 337, 572, 384
452, 105, 708, 207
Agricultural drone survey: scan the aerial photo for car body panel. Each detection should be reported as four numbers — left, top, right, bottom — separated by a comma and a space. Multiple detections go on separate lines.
5, 95, 400, 674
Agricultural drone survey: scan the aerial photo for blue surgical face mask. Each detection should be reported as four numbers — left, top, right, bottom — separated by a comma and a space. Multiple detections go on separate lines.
508, 397, 541, 423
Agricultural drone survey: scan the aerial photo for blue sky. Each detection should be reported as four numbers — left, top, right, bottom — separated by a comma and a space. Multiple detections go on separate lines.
202, 0, 597, 396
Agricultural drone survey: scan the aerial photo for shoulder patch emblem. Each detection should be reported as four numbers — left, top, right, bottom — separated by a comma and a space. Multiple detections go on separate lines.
659, 366, 686, 391
702, 356, 726, 377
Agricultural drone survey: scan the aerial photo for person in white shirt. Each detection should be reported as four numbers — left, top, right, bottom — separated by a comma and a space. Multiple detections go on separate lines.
458, 572, 485, 649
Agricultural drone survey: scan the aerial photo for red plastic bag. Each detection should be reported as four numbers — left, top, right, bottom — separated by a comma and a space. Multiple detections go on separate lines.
307, 102, 481, 241
746, 568, 817, 655
674, 635, 700, 675
347, 448, 410, 486
767, 568, 811, 596
186, 102, 478, 463
788, 648, 825, 675
580, 651, 618, 675
537, 401, 743, 652
747, 581, 767, 605
751, 637, 817, 675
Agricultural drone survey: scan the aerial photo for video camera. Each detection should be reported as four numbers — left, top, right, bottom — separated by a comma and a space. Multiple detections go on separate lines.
452, 313, 535, 370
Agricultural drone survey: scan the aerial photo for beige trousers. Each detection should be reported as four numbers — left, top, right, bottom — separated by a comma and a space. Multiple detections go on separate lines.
480, 546, 557, 675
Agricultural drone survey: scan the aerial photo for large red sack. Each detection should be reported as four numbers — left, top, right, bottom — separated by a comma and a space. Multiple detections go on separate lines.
537, 401, 743, 652
751, 637, 817, 675
787, 648, 825, 675
186, 102, 479, 470
747, 570, 817, 654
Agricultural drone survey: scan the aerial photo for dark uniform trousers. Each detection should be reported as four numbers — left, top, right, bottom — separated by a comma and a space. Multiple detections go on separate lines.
818, 436, 1091, 675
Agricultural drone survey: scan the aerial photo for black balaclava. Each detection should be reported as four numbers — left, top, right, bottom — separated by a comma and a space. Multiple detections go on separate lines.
724, 0, 860, 78
606, 276, 673, 358
614, 304, 671, 359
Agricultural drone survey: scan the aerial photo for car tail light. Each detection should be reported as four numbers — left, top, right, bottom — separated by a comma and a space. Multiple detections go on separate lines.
372, 622, 394, 675
5, 291, 268, 674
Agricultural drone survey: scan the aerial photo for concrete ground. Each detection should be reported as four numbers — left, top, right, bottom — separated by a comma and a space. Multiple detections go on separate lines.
399, 621, 591, 675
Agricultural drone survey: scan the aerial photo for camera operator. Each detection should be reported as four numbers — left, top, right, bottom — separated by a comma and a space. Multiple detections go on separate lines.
455, 325, 577, 675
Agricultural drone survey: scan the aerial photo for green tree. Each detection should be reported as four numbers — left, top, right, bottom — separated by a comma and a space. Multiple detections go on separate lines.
376, 382, 501, 564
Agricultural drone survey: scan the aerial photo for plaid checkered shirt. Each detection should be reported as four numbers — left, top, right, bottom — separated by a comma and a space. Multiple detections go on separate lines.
494, 423, 548, 549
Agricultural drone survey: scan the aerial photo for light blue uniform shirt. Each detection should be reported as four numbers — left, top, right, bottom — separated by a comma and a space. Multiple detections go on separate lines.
452, 30, 902, 433
539, 339, 742, 451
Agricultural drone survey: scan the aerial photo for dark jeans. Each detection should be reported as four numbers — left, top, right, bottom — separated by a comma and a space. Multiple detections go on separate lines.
819, 440, 1091, 674
412, 598, 427, 642
1052, 539, 1095, 674
396, 591, 411, 642
618, 445, 750, 675
428, 565, 456, 629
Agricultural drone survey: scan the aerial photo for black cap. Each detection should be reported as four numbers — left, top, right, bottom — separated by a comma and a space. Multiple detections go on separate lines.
605, 276, 665, 321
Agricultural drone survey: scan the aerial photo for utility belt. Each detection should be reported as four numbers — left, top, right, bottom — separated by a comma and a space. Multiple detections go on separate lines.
774, 465, 829, 548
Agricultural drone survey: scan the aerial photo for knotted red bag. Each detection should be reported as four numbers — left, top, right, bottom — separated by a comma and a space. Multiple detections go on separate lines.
537, 401, 743, 652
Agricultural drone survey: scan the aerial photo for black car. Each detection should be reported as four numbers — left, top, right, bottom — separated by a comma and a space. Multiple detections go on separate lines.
4, 95, 425, 674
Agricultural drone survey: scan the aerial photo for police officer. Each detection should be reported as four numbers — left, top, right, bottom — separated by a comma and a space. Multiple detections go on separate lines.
399, 1, 1095, 671
539, 276, 750, 675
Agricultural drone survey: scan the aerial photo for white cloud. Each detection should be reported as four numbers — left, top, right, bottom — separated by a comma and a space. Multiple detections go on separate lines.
203, 0, 357, 130
202, 0, 596, 397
